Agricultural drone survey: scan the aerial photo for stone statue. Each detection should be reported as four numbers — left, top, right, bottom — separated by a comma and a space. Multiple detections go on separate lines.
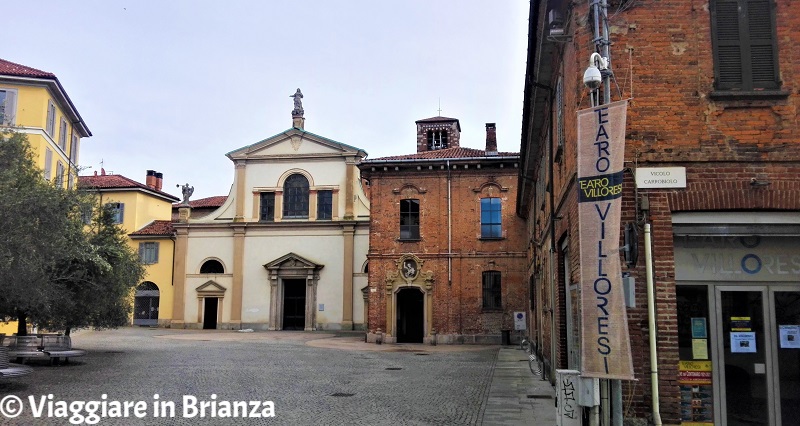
290, 88, 304, 116
178, 183, 194, 205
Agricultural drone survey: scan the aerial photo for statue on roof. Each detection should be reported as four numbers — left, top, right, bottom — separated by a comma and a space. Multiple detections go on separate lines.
290, 88, 304, 117
178, 183, 194, 205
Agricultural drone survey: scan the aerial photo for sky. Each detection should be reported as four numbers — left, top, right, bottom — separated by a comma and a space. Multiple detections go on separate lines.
6, 1, 530, 200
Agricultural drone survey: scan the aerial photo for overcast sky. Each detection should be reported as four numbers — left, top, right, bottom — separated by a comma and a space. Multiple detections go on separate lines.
6, 1, 530, 199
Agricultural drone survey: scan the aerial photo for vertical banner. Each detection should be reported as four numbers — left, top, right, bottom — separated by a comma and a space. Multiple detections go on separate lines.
577, 100, 634, 379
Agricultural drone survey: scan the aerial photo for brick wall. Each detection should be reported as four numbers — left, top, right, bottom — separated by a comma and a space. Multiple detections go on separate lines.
524, 0, 800, 423
362, 161, 528, 341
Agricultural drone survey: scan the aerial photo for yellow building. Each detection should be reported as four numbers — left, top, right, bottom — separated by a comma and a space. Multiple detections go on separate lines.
79, 170, 180, 326
0, 58, 91, 188
0, 59, 91, 334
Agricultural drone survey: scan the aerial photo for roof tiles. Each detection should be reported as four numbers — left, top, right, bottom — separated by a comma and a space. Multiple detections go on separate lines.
370, 147, 517, 161
78, 174, 180, 202
130, 220, 174, 237
0, 58, 56, 79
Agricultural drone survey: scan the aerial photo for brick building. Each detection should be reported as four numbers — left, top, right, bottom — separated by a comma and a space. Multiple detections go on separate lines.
359, 117, 527, 344
520, 0, 800, 424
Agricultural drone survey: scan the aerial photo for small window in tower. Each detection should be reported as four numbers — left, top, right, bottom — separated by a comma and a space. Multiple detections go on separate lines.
427, 130, 434, 150
440, 131, 448, 148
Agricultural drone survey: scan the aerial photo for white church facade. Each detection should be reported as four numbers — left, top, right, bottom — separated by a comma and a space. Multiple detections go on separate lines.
170, 93, 370, 330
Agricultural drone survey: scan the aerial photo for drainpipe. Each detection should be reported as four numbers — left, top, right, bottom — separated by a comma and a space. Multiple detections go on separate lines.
645, 223, 663, 425
447, 159, 452, 287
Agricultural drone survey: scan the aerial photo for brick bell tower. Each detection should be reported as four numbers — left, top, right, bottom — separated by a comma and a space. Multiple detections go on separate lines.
414, 116, 461, 153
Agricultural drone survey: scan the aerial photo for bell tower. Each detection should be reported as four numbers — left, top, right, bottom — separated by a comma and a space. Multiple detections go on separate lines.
414, 116, 461, 153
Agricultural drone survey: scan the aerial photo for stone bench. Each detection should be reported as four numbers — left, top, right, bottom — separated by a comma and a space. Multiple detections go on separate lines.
1, 334, 86, 364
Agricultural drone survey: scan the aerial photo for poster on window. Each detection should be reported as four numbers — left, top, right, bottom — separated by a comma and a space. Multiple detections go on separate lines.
731, 332, 756, 353
577, 99, 634, 380
779, 325, 800, 349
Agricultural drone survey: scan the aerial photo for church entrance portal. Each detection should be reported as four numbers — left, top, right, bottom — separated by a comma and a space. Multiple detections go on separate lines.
202, 297, 218, 329
396, 288, 424, 343
283, 279, 306, 330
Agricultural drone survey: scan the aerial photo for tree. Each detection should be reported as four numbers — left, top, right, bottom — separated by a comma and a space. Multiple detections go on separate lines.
0, 131, 144, 334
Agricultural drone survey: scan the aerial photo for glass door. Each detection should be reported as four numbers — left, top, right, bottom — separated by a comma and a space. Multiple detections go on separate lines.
770, 288, 800, 426
715, 287, 773, 426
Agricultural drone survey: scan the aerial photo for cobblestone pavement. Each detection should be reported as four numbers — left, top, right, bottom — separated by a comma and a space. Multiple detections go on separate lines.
0, 327, 506, 425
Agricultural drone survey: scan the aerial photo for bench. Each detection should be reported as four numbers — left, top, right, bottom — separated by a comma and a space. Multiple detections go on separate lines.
41, 335, 87, 364
0, 346, 33, 378
2, 335, 49, 363
1, 334, 86, 364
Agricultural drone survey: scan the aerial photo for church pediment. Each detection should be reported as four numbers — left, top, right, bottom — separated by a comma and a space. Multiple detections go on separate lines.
195, 280, 227, 295
263, 252, 324, 272
227, 129, 365, 160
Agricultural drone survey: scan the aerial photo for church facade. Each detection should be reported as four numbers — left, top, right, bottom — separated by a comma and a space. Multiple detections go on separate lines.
170, 93, 370, 330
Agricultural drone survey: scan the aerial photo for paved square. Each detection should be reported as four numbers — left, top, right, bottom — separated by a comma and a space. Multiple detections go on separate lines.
0, 328, 500, 425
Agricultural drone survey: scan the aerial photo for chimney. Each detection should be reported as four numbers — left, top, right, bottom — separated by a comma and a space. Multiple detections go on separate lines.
155, 172, 163, 191
485, 123, 497, 155
145, 170, 157, 189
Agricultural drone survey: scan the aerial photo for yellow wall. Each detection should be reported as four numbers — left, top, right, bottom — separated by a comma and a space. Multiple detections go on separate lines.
87, 189, 176, 326
0, 82, 81, 188
133, 237, 175, 321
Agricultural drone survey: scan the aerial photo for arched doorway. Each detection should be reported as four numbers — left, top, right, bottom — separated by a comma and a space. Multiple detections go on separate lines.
133, 282, 160, 326
396, 288, 424, 343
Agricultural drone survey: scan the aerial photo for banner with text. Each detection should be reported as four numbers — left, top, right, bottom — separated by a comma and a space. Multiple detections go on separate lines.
577, 100, 634, 380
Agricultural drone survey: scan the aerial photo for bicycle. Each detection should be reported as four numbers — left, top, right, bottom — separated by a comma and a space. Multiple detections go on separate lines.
518, 334, 543, 377
519, 330, 531, 353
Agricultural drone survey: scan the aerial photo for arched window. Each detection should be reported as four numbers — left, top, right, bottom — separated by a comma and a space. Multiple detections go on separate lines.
283, 174, 309, 218
200, 259, 225, 274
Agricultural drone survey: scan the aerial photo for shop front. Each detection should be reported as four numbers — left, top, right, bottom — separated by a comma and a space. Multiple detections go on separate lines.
673, 213, 800, 426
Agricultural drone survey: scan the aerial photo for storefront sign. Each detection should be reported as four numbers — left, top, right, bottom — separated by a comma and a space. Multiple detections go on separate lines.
577, 100, 634, 380
635, 167, 686, 188
674, 236, 800, 282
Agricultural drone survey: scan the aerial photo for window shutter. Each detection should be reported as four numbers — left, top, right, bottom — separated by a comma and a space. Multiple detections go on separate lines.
154, 242, 159, 263
712, 0, 779, 91
44, 148, 52, 180
139, 243, 145, 261
747, 0, 779, 89
713, 1, 743, 89
4, 90, 16, 125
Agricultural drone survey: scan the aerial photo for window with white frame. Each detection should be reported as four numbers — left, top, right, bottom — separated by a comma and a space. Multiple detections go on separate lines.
46, 101, 56, 136
138, 242, 159, 264
0, 88, 17, 125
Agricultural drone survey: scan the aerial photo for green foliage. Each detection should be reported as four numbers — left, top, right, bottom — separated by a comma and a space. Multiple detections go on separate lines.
0, 131, 144, 333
